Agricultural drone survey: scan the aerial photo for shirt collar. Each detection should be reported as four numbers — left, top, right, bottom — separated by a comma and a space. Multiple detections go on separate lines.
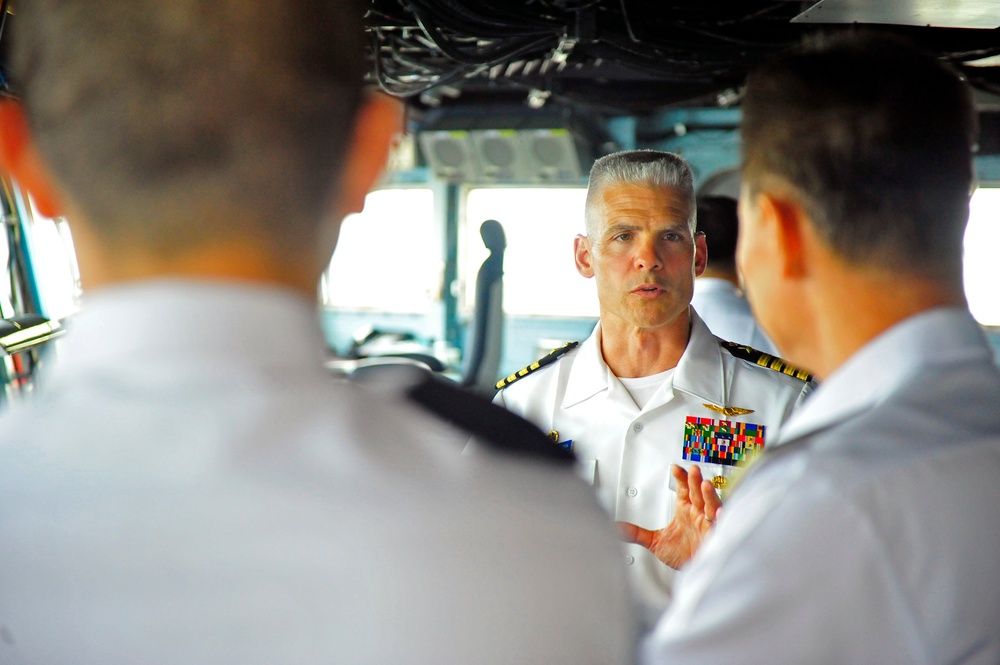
693, 277, 741, 297
672, 310, 726, 405
561, 309, 725, 408
562, 323, 612, 408
777, 307, 993, 444
52, 279, 327, 379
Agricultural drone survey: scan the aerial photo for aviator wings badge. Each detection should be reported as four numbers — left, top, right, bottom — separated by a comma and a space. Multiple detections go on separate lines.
702, 403, 755, 417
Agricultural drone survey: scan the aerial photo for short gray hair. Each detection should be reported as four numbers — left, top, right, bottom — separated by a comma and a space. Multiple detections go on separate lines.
584, 150, 696, 234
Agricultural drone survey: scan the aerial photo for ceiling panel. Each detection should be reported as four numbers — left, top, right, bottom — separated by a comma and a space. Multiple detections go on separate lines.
793, 0, 1000, 30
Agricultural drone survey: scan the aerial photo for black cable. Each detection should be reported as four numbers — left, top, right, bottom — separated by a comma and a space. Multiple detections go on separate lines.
0, 0, 9, 47
412, 3, 558, 66
541, 0, 602, 11
712, 3, 796, 27
369, 0, 926, 105
373, 28, 487, 96
617, 0, 641, 43
671, 20, 795, 49
409, 0, 554, 37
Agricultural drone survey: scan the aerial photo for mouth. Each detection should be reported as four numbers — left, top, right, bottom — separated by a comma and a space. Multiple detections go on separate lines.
631, 283, 666, 297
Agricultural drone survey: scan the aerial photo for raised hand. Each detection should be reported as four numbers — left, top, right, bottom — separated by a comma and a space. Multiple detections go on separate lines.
617, 464, 722, 570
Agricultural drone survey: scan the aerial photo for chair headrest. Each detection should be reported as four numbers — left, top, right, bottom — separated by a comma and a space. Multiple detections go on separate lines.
480, 219, 506, 253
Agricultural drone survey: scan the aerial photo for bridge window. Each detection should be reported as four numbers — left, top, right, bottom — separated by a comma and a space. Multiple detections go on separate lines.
965, 187, 1000, 326
321, 187, 440, 313
462, 187, 598, 318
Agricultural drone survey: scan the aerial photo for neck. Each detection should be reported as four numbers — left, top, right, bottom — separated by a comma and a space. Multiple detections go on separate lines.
599, 309, 692, 378
788, 266, 965, 382
75, 231, 320, 297
66, 204, 331, 297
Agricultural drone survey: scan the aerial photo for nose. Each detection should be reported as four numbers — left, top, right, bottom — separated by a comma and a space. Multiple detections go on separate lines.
634, 237, 662, 271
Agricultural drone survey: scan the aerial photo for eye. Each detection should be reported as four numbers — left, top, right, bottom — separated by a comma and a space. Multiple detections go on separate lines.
613, 232, 632, 242
662, 232, 682, 242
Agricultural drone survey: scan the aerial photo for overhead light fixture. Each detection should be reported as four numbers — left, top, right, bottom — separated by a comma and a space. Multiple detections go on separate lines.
417, 109, 590, 183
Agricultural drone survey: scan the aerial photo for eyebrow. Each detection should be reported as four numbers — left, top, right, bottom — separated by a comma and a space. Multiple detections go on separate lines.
604, 223, 641, 235
604, 222, 691, 235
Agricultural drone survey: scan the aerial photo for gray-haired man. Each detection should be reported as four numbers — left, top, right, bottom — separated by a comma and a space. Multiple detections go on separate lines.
495, 149, 814, 622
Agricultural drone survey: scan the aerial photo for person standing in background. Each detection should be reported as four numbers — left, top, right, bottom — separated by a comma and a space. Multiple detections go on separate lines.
690, 195, 778, 354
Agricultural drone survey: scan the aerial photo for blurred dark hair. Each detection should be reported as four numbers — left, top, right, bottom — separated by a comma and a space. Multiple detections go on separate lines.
741, 32, 976, 282
11, 0, 367, 255
696, 196, 739, 269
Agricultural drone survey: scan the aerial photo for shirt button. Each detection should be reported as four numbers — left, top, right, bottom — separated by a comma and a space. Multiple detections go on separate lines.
626, 486, 638, 498
625, 555, 635, 566
633, 423, 643, 432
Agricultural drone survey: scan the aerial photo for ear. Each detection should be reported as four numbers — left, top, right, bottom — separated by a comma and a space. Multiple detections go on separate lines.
756, 190, 808, 279
336, 93, 404, 216
574, 234, 595, 278
693, 231, 708, 277
0, 100, 65, 217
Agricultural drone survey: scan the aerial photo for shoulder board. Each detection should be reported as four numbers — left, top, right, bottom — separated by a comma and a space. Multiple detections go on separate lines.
495, 341, 580, 390
406, 372, 574, 464
720, 341, 813, 382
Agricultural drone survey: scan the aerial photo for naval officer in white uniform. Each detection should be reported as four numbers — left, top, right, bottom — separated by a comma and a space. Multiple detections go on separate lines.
0, 2, 638, 663
642, 33, 1000, 664
495, 150, 813, 623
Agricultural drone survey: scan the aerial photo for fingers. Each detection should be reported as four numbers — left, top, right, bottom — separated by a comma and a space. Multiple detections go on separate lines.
671, 464, 689, 499
701, 480, 723, 521
673, 463, 724, 526
616, 521, 655, 550
687, 464, 706, 514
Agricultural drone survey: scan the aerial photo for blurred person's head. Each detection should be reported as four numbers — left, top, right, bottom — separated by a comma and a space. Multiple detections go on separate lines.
738, 32, 976, 376
695, 195, 739, 278
0, 0, 400, 289
740, 31, 975, 287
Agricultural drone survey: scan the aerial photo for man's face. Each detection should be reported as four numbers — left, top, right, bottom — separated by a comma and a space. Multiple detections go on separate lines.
575, 182, 706, 331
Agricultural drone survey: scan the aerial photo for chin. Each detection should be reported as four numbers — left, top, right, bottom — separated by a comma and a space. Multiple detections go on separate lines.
629, 309, 687, 330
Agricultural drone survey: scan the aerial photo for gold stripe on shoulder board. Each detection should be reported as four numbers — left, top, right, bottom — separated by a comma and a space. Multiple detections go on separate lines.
495, 341, 580, 390
720, 341, 813, 382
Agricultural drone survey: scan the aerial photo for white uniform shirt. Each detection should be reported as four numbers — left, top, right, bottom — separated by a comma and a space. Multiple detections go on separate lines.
690, 277, 777, 355
0, 281, 637, 665
494, 311, 812, 622
643, 308, 1000, 665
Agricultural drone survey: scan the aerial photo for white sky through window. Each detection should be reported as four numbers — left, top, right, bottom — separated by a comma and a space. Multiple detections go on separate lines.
463, 187, 598, 318
965, 188, 1000, 326
322, 188, 440, 312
